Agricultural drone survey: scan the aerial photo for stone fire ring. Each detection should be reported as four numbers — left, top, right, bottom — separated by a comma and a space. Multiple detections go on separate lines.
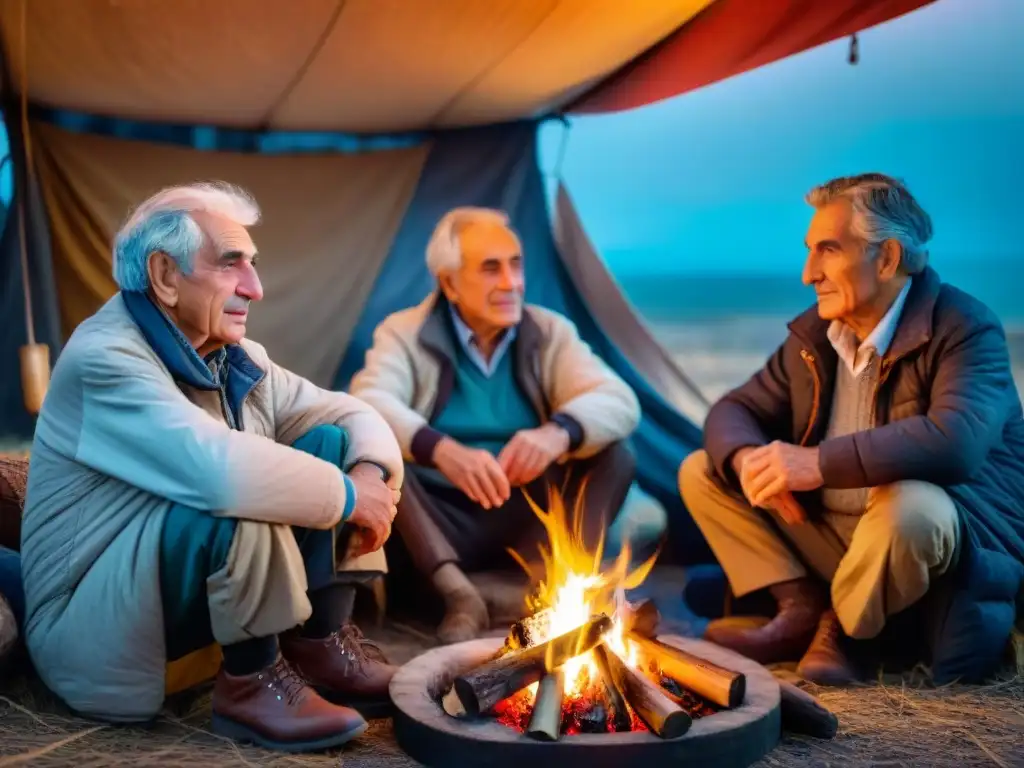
390, 635, 781, 768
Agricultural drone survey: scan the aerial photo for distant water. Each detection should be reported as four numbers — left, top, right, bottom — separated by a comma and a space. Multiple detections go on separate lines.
616, 264, 1023, 327
616, 269, 1024, 406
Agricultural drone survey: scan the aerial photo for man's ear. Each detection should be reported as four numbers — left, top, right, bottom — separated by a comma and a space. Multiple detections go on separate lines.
438, 274, 458, 303
147, 251, 180, 307
876, 239, 902, 280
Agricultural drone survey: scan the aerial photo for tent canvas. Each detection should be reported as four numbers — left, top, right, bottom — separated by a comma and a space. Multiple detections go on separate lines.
0, 0, 937, 563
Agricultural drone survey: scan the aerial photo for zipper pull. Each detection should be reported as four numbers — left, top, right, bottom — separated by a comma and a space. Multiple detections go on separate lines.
800, 349, 816, 363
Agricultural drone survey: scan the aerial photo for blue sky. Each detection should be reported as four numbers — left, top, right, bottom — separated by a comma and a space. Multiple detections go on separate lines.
539, 0, 1024, 277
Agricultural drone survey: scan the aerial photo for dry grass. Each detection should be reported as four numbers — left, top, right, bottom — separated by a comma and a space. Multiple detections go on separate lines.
1, 624, 1021, 768
758, 665, 1024, 767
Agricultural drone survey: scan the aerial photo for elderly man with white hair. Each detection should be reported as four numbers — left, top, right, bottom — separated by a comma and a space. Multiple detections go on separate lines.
20, 182, 405, 752
350, 207, 643, 643
680, 173, 1024, 686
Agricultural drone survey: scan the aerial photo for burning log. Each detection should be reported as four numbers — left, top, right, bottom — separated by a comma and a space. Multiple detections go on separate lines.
454, 613, 613, 716
600, 644, 692, 739
504, 608, 553, 652
525, 670, 565, 741
630, 634, 746, 710
623, 598, 660, 639
778, 679, 838, 740
592, 643, 633, 732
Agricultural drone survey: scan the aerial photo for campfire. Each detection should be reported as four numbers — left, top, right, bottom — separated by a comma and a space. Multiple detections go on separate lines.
440, 486, 746, 742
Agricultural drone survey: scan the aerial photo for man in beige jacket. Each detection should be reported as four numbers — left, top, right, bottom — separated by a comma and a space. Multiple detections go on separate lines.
350, 208, 641, 643
21, 183, 404, 753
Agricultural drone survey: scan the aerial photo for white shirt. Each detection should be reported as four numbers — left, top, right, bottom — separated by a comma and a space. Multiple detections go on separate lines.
826, 278, 913, 376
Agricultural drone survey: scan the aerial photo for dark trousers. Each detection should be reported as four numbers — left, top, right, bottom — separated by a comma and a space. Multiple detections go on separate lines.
394, 441, 636, 576
159, 425, 354, 662
0, 545, 23, 627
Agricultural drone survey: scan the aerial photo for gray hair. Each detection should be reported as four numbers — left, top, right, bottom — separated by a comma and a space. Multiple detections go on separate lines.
805, 173, 933, 274
425, 206, 515, 277
113, 181, 261, 292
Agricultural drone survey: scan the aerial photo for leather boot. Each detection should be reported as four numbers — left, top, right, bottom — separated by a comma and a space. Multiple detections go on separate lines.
281, 622, 397, 712
211, 655, 367, 752
704, 578, 827, 664
797, 609, 858, 685
434, 563, 489, 644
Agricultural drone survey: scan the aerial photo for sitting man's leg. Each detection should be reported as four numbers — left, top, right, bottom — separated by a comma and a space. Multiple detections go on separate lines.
797, 480, 958, 681
395, 441, 636, 644
160, 507, 367, 750
394, 470, 491, 643
276, 425, 396, 705
679, 450, 840, 664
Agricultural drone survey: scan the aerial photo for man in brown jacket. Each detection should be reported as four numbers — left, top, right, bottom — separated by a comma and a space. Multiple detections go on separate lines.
680, 174, 1024, 685
350, 208, 642, 643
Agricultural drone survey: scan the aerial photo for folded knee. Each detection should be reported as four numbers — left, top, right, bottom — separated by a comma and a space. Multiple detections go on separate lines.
589, 440, 637, 480
867, 480, 957, 546
678, 449, 711, 503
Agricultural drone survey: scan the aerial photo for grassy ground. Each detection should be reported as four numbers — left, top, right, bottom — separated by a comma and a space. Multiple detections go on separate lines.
1, 569, 1021, 768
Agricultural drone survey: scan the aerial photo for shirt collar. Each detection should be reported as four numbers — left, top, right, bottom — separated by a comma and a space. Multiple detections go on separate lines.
827, 277, 913, 376
447, 303, 518, 377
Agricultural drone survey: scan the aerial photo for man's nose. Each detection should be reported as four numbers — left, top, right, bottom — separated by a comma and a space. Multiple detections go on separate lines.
498, 264, 520, 290
801, 253, 819, 286
237, 263, 264, 302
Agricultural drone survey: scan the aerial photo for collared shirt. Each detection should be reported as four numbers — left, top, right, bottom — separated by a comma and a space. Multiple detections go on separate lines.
448, 304, 517, 377
826, 278, 913, 376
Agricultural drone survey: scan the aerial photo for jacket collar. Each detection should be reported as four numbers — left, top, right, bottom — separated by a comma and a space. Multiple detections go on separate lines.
121, 291, 266, 418
416, 291, 543, 364
788, 266, 941, 365
416, 291, 547, 419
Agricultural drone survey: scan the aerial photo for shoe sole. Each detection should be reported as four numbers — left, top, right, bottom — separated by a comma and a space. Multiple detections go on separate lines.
211, 713, 368, 753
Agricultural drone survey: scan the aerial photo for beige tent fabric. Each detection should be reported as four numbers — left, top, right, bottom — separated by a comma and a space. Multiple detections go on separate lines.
31, 121, 430, 386
0, 0, 717, 132
553, 184, 711, 426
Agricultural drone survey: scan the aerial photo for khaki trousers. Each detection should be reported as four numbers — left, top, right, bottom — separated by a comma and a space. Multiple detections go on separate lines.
679, 450, 959, 640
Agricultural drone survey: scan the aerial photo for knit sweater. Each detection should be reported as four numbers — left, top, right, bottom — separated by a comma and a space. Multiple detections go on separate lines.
821, 353, 881, 514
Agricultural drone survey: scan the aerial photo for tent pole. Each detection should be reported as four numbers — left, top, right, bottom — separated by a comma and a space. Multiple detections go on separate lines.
1, 0, 50, 414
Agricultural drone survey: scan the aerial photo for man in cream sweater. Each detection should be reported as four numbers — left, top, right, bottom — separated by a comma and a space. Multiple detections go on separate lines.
350, 208, 643, 643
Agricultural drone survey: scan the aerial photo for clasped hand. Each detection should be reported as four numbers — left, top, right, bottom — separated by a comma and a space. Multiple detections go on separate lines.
433, 424, 570, 509
733, 441, 824, 525
346, 463, 401, 555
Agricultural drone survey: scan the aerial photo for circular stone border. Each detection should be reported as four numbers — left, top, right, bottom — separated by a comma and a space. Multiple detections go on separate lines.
390, 635, 781, 768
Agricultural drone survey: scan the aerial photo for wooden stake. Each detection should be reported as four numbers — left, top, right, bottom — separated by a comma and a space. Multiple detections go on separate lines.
602, 644, 691, 739
630, 633, 745, 709
592, 643, 633, 732
454, 613, 612, 716
526, 670, 565, 741
778, 679, 838, 739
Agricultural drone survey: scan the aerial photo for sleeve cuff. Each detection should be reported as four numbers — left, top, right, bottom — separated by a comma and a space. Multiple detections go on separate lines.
551, 413, 584, 453
341, 473, 357, 522
411, 425, 446, 467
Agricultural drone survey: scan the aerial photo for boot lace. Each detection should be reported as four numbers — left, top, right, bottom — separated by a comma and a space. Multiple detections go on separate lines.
259, 657, 309, 705
333, 622, 389, 665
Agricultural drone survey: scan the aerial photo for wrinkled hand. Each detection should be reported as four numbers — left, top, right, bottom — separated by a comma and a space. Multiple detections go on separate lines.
434, 437, 511, 509
346, 463, 398, 555
732, 445, 810, 525
497, 424, 570, 487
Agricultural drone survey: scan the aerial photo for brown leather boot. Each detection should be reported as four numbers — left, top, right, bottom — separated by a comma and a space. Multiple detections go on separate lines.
704, 578, 827, 664
211, 655, 366, 752
280, 623, 397, 714
797, 609, 858, 685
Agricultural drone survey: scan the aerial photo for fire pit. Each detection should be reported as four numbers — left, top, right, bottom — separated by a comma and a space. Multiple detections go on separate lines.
390, 488, 782, 767
390, 632, 780, 768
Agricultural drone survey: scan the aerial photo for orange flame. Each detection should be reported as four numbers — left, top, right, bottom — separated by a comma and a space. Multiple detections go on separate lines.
506, 476, 660, 696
